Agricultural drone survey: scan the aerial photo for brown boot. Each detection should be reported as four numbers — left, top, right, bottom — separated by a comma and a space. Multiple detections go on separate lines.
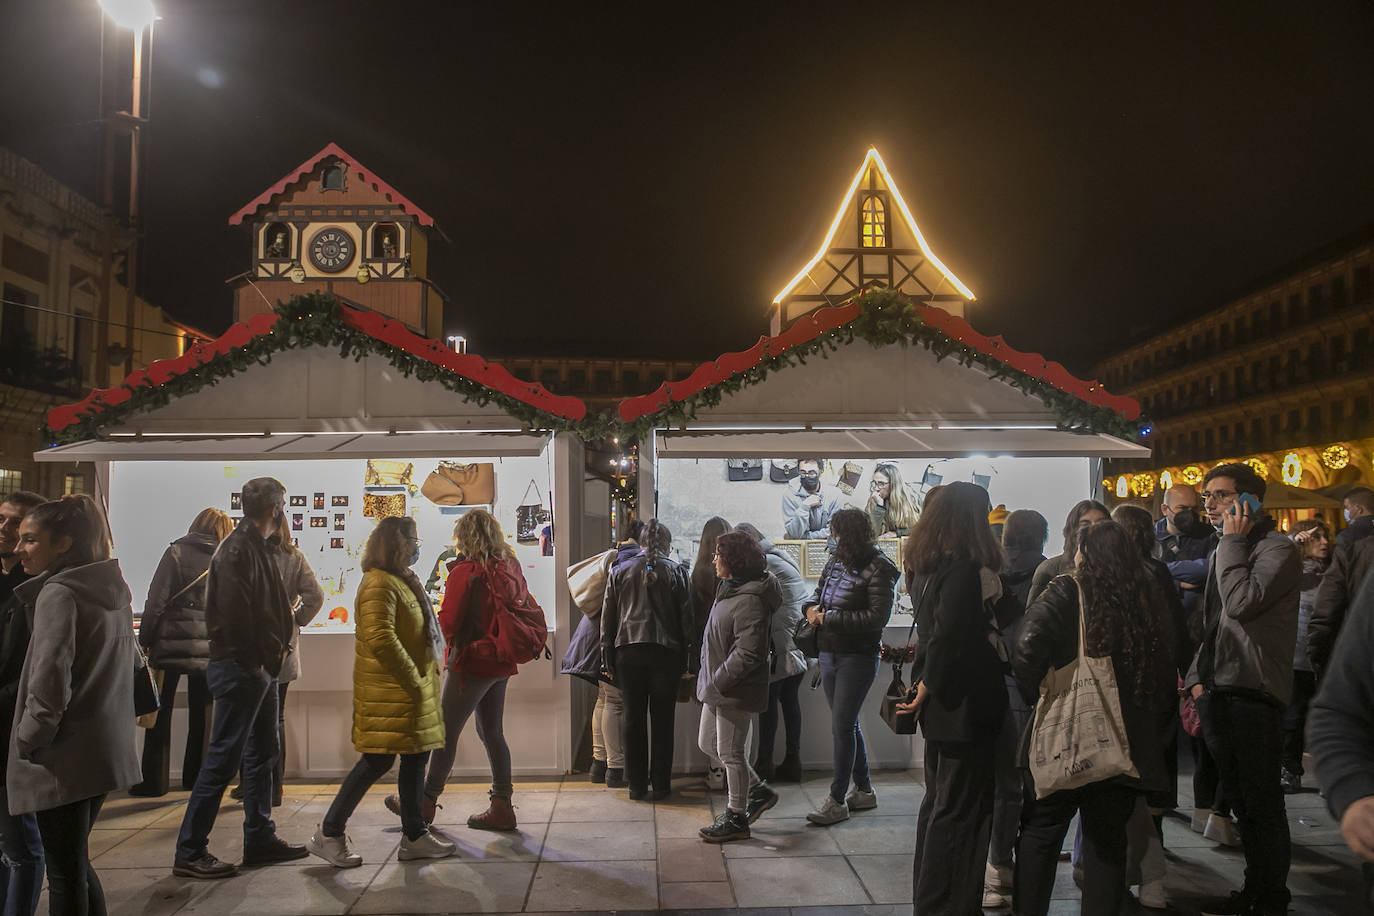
467, 795, 517, 831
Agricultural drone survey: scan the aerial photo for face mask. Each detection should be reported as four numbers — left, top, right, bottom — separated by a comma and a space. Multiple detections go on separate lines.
800, 476, 821, 494
1172, 507, 1202, 536
1345, 508, 1355, 525
411, 546, 421, 565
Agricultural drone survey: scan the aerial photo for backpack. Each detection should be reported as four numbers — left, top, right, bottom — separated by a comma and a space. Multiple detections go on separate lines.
456, 570, 551, 667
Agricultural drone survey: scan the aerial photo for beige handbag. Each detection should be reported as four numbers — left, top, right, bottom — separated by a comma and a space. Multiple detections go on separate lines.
365, 459, 414, 487
1028, 582, 1138, 798
566, 548, 616, 617
420, 461, 495, 506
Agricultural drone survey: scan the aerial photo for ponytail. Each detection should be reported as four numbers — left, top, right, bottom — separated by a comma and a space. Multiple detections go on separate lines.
25, 494, 112, 569
637, 519, 672, 586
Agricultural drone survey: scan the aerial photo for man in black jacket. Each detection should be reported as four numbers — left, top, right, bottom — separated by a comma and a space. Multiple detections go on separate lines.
174, 478, 303, 878
1337, 487, 1374, 548
1307, 534, 1374, 676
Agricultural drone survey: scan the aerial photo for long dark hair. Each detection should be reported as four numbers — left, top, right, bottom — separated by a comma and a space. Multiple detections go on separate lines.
829, 508, 876, 568
1077, 521, 1165, 697
904, 481, 1005, 576
24, 495, 111, 570
691, 516, 731, 607
638, 519, 672, 585
1062, 499, 1109, 559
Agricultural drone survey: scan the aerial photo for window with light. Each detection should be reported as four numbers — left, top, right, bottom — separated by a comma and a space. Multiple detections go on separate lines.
63, 474, 86, 495
0, 469, 22, 498
860, 194, 887, 248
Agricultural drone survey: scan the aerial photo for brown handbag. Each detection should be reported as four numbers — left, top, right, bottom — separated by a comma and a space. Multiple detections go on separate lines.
421, 461, 495, 506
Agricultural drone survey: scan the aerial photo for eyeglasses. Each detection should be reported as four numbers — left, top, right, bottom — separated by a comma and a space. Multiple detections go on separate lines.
870, 479, 889, 490
406, 537, 422, 545
798, 470, 821, 479
1201, 489, 1237, 503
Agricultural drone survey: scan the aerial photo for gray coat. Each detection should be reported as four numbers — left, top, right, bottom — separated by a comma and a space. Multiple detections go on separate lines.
276, 550, 325, 683
760, 540, 808, 681
1186, 523, 1302, 705
696, 573, 782, 713
8, 560, 141, 814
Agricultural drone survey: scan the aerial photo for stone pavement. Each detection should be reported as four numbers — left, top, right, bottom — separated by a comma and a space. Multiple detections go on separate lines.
73, 767, 1365, 915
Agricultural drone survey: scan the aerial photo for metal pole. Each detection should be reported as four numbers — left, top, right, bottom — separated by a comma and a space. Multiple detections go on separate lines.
121, 26, 143, 378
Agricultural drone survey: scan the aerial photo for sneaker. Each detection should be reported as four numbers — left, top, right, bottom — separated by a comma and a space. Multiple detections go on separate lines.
589, 760, 607, 784
1138, 879, 1168, 910
307, 825, 362, 869
398, 830, 457, 861
745, 783, 779, 823
1200, 889, 1260, 915
706, 766, 725, 790
1204, 812, 1242, 847
172, 852, 238, 879
981, 885, 1010, 909
773, 753, 802, 782
699, 809, 750, 843
605, 767, 627, 788
985, 861, 1013, 891
1280, 770, 1302, 794
845, 786, 878, 811
241, 834, 308, 865
806, 795, 850, 826
229, 784, 245, 801
1191, 807, 1213, 833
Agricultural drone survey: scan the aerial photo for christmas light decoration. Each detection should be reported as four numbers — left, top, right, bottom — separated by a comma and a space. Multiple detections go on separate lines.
1132, 473, 1156, 498
1116, 477, 1130, 499
1321, 444, 1351, 470
1244, 458, 1269, 480
1159, 470, 1173, 491
1282, 453, 1303, 486
1181, 465, 1204, 486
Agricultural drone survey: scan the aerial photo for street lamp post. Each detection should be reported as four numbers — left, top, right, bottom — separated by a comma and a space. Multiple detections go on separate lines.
97, 0, 156, 381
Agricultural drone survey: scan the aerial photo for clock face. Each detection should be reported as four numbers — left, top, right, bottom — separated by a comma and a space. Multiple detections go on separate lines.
308, 228, 355, 273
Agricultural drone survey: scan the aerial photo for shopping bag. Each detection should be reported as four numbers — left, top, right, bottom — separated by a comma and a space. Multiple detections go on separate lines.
567, 549, 616, 617
1028, 583, 1138, 798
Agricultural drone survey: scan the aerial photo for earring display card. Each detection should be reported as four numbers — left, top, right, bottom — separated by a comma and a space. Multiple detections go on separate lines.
291, 514, 303, 531
330, 537, 344, 549
290, 495, 307, 507
333, 513, 346, 530
310, 517, 327, 529
332, 496, 349, 507
313, 493, 325, 510
230, 492, 242, 510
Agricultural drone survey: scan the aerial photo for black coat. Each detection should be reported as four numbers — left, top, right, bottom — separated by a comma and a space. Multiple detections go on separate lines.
909, 557, 1009, 743
808, 547, 899, 656
1014, 574, 1177, 796
140, 533, 217, 674
0, 565, 33, 780
206, 521, 294, 676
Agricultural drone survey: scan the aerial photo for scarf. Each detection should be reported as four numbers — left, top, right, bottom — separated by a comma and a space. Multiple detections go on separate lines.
399, 568, 445, 666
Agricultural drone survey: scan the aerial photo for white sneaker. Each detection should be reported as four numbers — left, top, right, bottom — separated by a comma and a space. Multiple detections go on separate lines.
398, 830, 457, 861
1191, 806, 1212, 833
1203, 812, 1241, 847
845, 787, 878, 811
706, 766, 725, 790
806, 795, 850, 825
307, 824, 362, 868
985, 860, 1013, 891
1137, 879, 1167, 909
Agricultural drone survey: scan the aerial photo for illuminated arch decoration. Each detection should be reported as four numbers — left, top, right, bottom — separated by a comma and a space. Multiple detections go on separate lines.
1116, 477, 1130, 499
1181, 465, 1204, 486
1132, 473, 1156, 498
1321, 444, 1351, 471
1159, 470, 1174, 491
1282, 453, 1303, 486
1244, 458, 1269, 480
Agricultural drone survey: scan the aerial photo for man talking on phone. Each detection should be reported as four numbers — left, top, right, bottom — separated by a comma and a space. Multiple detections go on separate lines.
1185, 462, 1301, 916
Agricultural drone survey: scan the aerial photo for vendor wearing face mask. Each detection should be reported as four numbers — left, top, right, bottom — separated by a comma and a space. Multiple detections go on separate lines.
781, 458, 843, 541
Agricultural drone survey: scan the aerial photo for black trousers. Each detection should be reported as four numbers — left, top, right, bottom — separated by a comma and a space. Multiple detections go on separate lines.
615, 643, 683, 794
1192, 730, 1229, 816
913, 736, 996, 914
1014, 780, 1138, 916
1282, 670, 1317, 776
35, 794, 107, 916
1200, 691, 1291, 909
136, 669, 212, 794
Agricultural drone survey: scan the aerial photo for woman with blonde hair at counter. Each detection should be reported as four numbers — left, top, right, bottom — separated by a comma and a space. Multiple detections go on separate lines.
308, 516, 451, 867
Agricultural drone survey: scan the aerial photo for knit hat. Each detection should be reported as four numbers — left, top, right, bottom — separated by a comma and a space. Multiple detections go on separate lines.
987, 504, 1009, 527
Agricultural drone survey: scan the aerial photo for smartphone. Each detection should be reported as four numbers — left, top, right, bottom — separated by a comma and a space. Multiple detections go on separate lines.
1235, 493, 1262, 515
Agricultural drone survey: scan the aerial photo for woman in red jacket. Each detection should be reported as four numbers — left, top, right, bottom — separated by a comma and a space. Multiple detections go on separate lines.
385, 508, 529, 830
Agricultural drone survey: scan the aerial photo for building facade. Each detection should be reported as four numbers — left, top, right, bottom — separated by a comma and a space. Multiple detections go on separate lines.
0, 148, 201, 497
1093, 225, 1374, 501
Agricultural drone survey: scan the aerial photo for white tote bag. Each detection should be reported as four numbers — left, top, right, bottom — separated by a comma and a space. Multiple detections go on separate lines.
566, 548, 616, 618
1028, 583, 1139, 799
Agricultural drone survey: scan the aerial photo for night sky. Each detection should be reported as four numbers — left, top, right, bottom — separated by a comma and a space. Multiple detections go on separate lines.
4, 1, 1373, 376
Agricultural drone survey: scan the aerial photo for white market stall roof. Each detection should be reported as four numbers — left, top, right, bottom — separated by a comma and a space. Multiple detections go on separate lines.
39, 296, 588, 460
618, 291, 1148, 460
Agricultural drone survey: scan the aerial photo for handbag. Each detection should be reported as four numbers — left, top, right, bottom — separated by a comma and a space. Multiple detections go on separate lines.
1028, 583, 1139, 798
363, 492, 407, 519
516, 480, 550, 544
878, 577, 931, 735
567, 549, 616, 617
836, 460, 863, 495
134, 644, 161, 721
420, 461, 495, 507
769, 459, 799, 483
726, 459, 763, 482
791, 616, 820, 659
1178, 676, 1201, 737
364, 459, 414, 487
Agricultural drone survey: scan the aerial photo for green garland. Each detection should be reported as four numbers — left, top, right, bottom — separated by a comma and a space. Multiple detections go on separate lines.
46, 290, 1142, 447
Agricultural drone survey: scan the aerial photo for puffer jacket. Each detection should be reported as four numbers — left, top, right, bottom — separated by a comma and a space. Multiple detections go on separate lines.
439, 555, 534, 681
808, 547, 899, 656
1014, 573, 1177, 796
206, 521, 294, 676
8, 560, 141, 814
760, 538, 808, 681
1186, 518, 1302, 706
697, 573, 781, 712
140, 533, 217, 674
276, 549, 325, 683
560, 612, 606, 685
601, 553, 694, 676
351, 568, 444, 755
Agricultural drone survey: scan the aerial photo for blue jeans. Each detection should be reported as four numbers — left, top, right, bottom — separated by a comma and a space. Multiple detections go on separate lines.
819, 652, 879, 804
175, 659, 279, 862
0, 788, 43, 916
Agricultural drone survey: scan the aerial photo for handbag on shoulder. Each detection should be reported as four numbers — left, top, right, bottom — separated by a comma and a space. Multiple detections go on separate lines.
134, 644, 161, 722
791, 616, 820, 659
878, 577, 930, 735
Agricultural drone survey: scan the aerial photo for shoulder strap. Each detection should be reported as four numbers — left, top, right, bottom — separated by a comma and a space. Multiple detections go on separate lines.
521, 479, 543, 505
168, 569, 209, 606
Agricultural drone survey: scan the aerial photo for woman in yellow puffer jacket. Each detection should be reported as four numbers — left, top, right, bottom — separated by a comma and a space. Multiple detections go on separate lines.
307, 517, 452, 867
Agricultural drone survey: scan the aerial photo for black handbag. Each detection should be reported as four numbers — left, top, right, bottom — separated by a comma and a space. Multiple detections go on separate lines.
133, 644, 161, 718
878, 577, 931, 735
792, 616, 820, 659
516, 480, 550, 544
769, 459, 799, 483
726, 459, 763, 482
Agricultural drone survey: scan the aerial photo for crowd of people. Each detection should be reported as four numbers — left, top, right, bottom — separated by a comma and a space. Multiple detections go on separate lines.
7, 461, 1374, 914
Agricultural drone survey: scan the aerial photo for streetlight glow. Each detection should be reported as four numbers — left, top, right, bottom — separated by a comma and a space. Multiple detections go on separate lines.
99, 0, 156, 30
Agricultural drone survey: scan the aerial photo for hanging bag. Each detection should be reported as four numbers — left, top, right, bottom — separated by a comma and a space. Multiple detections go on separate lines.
878, 577, 931, 735
567, 548, 616, 617
134, 643, 161, 724
1028, 582, 1138, 798
516, 480, 550, 544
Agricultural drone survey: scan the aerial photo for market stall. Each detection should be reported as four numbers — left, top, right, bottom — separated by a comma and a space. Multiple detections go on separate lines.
618, 289, 1148, 772
38, 295, 591, 778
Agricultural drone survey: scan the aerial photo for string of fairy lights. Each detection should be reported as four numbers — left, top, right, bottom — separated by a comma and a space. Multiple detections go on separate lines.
1104, 441, 1355, 500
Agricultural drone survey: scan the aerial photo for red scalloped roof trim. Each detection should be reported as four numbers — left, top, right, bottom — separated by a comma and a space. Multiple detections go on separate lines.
617, 301, 1140, 424
228, 142, 434, 227
46, 304, 586, 433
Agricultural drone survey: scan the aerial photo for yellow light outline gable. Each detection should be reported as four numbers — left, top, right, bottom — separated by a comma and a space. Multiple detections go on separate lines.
772, 148, 975, 304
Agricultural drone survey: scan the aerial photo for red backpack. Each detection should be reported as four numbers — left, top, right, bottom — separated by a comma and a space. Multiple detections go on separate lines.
457, 570, 550, 667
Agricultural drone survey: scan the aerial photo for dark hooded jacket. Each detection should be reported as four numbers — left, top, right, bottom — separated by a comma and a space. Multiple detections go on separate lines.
206, 520, 294, 677
140, 532, 217, 674
697, 573, 783, 712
